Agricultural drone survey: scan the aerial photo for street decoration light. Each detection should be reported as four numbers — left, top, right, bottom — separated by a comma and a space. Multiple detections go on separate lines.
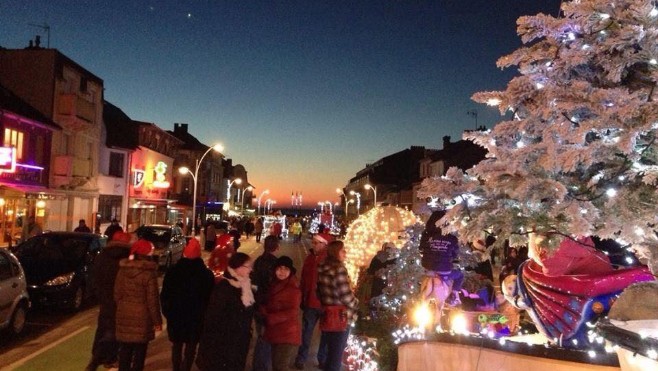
241, 186, 254, 210
345, 199, 355, 217
349, 190, 361, 215
257, 189, 270, 215
364, 184, 377, 207
178, 143, 224, 236
226, 177, 243, 206
266, 199, 276, 214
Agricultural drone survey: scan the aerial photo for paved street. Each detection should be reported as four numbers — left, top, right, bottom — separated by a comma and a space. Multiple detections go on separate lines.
0, 234, 324, 371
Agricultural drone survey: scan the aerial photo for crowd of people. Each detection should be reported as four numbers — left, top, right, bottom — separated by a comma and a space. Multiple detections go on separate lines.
83, 216, 358, 371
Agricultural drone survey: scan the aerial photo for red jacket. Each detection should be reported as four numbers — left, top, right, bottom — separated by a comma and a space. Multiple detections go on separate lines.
299, 250, 326, 309
207, 245, 235, 282
261, 276, 301, 345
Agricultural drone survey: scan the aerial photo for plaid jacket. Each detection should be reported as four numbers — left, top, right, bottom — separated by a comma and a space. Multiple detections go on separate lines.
317, 257, 359, 322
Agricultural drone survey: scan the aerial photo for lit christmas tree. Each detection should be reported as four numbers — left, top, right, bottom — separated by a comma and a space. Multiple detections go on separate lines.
418, 1, 658, 275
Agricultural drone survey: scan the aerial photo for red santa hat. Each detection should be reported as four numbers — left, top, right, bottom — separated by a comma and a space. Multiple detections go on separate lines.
130, 239, 154, 256
184, 238, 201, 259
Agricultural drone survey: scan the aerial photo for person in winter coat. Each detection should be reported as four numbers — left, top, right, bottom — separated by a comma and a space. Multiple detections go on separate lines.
103, 219, 123, 241
367, 242, 397, 298
254, 218, 264, 243
74, 219, 92, 233
196, 252, 256, 371
261, 256, 301, 371
85, 231, 132, 371
294, 234, 329, 369
204, 223, 217, 252
250, 235, 280, 371
114, 238, 163, 371
317, 240, 359, 371
419, 210, 464, 305
160, 238, 214, 371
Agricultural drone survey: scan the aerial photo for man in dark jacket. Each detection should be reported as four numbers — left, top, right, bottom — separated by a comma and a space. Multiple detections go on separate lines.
250, 235, 280, 371
85, 232, 132, 371
103, 218, 123, 241
161, 238, 214, 371
419, 210, 464, 305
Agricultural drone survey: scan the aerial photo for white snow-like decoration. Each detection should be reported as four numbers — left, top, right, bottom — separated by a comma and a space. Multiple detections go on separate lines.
419, 0, 658, 274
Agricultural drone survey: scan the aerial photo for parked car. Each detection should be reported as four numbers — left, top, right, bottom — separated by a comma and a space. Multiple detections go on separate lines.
12, 232, 105, 311
0, 248, 29, 336
135, 224, 185, 270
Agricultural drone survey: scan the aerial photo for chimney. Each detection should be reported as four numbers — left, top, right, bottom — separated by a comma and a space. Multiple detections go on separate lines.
35, 35, 41, 48
443, 135, 451, 149
173, 123, 188, 134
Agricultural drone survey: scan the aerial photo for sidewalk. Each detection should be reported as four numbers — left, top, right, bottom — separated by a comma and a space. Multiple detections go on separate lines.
4, 234, 324, 371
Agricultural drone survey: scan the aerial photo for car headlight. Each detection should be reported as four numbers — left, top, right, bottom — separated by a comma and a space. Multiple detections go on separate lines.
44, 272, 75, 286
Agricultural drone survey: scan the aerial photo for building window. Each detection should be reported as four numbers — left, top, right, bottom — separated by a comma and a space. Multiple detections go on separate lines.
80, 77, 88, 92
3, 128, 24, 160
99, 195, 122, 223
109, 152, 124, 177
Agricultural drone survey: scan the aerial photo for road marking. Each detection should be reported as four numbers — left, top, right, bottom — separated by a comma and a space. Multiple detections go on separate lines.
4, 325, 90, 370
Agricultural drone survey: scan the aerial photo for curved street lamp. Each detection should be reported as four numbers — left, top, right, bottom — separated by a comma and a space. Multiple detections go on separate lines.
178, 143, 224, 236
241, 185, 254, 210
349, 190, 361, 215
257, 189, 270, 215
364, 183, 377, 207
226, 178, 243, 207
345, 199, 355, 217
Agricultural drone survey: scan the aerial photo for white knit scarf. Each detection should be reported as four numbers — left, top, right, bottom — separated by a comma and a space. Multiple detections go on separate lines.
226, 267, 255, 307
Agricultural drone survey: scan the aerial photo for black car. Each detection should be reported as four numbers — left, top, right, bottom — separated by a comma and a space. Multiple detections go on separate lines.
12, 232, 105, 311
135, 224, 185, 270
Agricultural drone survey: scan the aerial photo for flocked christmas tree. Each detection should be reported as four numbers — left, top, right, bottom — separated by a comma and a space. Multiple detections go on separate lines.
418, 0, 658, 275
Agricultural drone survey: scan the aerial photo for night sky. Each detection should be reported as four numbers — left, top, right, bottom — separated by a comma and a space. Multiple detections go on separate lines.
1, 0, 561, 207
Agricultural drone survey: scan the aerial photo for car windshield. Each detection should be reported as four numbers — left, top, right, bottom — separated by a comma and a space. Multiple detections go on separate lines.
138, 227, 172, 247
15, 235, 91, 283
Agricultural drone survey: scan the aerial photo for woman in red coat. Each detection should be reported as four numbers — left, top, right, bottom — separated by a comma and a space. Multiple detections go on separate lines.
261, 256, 301, 371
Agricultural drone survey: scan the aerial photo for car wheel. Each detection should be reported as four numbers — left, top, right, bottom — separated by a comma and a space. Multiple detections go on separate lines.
8, 301, 27, 336
70, 286, 84, 311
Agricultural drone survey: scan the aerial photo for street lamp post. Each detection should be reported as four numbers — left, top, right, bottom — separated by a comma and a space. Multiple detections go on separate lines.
178, 143, 224, 236
226, 178, 243, 207
257, 189, 270, 215
364, 184, 377, 208
345, 199, 355, 217
349, 190, 361, 215
241, 186, 253, 210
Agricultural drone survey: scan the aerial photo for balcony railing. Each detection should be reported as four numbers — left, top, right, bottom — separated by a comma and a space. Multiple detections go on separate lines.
58, 93, 96, 122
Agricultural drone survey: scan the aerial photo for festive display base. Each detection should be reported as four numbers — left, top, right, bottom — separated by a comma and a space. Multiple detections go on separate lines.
397, 335, 620, 371
596, 319, 658, 371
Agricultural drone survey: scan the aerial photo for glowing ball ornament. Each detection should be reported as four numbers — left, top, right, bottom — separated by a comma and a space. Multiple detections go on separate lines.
343, 206, 418, 284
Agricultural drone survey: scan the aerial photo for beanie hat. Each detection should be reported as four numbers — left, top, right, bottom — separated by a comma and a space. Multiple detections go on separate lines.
274, 256, 296, 275
184, 238, 201, 259
131, 239, 154, 256
113, 231, 132, 244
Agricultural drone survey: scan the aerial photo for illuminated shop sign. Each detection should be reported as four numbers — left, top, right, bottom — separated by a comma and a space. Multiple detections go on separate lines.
0, 147, 16, 174
152, 161, 170, 189
133, 169, 145, 188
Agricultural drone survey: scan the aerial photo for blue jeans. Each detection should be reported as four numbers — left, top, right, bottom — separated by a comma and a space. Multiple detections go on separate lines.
321, 328, 350, 371
295, 307, 327, 365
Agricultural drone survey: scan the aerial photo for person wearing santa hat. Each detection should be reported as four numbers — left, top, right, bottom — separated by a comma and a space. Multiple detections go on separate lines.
114, 237, 162, 371
161, 238, 214, 371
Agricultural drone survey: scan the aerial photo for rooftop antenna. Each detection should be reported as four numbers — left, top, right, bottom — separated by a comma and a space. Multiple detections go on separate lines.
28, 23, 50, 48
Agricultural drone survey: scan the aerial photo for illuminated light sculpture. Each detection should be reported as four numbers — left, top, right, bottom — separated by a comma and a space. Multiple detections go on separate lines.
343, 205, 418, 284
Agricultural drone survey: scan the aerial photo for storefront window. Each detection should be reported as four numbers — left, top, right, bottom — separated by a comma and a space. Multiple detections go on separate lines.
99, 195, 122, 223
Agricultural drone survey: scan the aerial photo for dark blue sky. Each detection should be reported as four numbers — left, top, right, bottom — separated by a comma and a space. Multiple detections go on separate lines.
1, 0, 561, 206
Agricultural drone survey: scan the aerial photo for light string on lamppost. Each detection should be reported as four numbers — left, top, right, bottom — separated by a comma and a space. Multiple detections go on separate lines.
178, 143, 224, 236
257, 189, 270, 215
226, 177, 242, 208
364, 183, 377, 209
349, 190, 361, 215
